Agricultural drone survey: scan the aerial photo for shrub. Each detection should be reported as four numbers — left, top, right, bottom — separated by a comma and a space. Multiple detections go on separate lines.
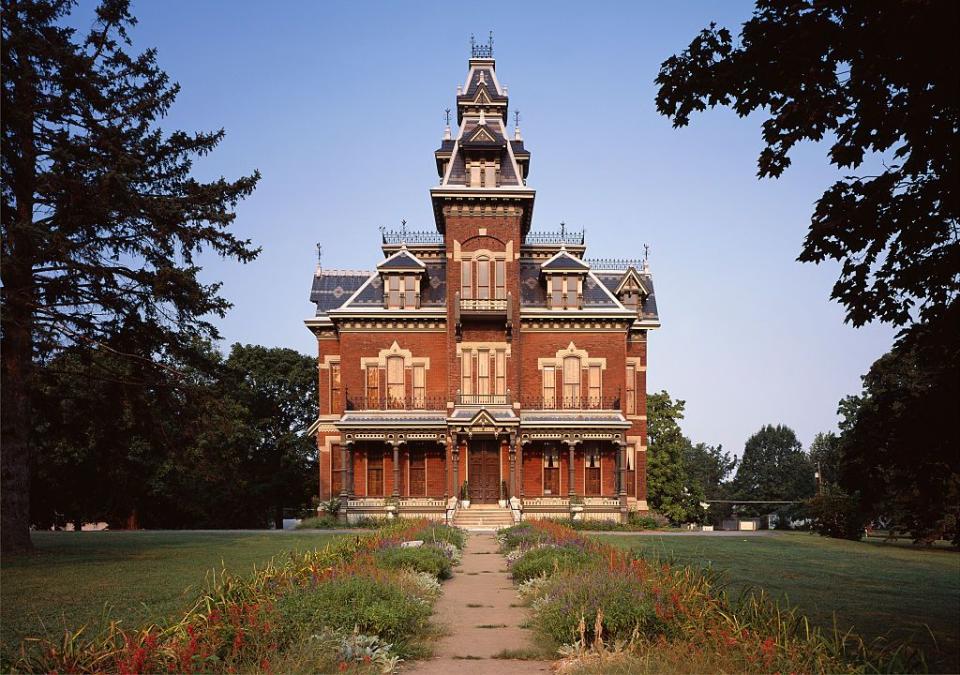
804, 492, 864, 540
497, 523, 547, 551
296, 515, 341, 529
412, 524, 466, 551
531, 568, 659, 646
276, 573, 431, 651
627, 511, 670, 529
510, 544, 596, 583
374, 544, 453, 580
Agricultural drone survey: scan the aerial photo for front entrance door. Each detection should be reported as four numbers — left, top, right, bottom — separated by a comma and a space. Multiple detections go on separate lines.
468, 440, 500, 503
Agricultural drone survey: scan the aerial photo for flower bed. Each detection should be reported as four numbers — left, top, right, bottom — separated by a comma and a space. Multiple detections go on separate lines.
9, 521, 464, 673
499, 521, 922, 673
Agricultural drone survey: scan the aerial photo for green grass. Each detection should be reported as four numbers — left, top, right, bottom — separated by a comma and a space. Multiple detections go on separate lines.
594, 531, 960, 672
0, 530, 344, 652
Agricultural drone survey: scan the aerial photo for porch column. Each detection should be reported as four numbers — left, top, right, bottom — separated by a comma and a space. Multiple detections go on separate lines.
340, 439, 352, 509
617, 440, 627, 498
452, 434, 461, 500
390, 440, 403, 497
519, 439, 527, 498
346, 440, 355, 499
439, 437, 449, 499
613, 439, 621, 495
508, 432, 517, 498
564, 438, 579, 497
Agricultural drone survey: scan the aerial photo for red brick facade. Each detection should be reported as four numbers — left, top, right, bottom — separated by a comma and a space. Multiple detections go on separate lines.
306, 51, 659, 521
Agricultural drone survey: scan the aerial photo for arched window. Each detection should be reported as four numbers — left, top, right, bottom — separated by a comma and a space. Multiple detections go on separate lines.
563, 356, 581, 408
387, 356, 404, 407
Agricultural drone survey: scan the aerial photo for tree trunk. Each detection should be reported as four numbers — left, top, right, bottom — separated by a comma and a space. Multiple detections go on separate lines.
274, 505, 283, 531
1, 297, 35, 553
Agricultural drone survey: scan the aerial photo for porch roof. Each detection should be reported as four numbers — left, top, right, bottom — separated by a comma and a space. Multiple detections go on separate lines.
335, 411, 447, 430
519, 410, 631, 429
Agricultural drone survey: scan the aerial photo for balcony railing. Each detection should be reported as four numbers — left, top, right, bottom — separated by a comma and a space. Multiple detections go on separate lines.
523, 230, 585, 246
344, 393, 446, 411
459, 297, 508, 313
583, 258, 643, 271
456, 391, 511, 406
520, 395, 621, 411
381, 229, 444, 245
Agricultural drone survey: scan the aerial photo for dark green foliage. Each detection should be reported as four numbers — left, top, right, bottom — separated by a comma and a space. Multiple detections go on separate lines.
510, 545, 595, 583
647, 392, 704, 523
808, 432, 842, 489
29, 343, 317, 530
1, 0, 259, 551
836, 314, 960, 545
684, 443, 737, 501
732, 424, 814, 504
281, 573, 432, 653
411, 524, 466, 551
804, 491, 864, 541
374, 545, 453, 580
656, 0, 959, 330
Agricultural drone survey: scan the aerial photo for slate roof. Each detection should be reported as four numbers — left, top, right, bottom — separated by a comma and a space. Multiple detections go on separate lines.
377, 248, 425, 270
595, 272, 659, 321
448, 407, 519, 423
541, 250, 590, 272
310, 270, 370, 315
443, 117, 521, 187
463, 68, 507, 101
518, 260, 621, 309
348, 260, 447, 308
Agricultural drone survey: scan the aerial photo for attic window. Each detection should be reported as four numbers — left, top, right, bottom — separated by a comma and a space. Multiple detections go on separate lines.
549, 276, 581, 310
385, 274, 419, 309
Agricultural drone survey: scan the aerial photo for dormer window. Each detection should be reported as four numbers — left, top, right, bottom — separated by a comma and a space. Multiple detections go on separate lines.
384, 274, 420, 309
467, 160, 499, 187
548, 275, 581, 309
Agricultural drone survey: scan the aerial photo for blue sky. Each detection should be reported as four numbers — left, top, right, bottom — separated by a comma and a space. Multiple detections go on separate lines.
76, 0, 895, 458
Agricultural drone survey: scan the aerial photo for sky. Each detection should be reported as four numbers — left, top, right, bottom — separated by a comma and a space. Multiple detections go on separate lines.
72, 0, 895, 459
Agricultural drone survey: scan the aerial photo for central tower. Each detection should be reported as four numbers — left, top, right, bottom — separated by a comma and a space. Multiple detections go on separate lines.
432, 37, 534, 401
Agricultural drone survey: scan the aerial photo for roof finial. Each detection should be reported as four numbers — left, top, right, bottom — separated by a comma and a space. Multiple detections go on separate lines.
643, 244, 651, 273
401, 219, 407, 235
444, 108, 452, 140
316, 243, 323, 274
471, 31, 494, 58
560, 221, 566, 238
479, 107, 486, 125
513, 109, 522, 141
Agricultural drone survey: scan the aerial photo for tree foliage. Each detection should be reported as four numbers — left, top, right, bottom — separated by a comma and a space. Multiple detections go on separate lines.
647, 391, 702, 523
656, 0, 959, 329
732, 424, 814, 504
1, 0, 259, 551
30, 343, 317, 530
684, 442, 737, 501
836, 309, 960, 544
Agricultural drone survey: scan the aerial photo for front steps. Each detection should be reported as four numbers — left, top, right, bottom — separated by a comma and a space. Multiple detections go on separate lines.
452, 505, 514, 530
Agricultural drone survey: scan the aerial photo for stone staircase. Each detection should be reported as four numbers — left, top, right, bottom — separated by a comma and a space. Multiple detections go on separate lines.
452, 505, 514, 530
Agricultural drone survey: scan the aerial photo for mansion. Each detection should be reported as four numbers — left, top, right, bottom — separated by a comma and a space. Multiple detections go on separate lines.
306, 41, 660, 524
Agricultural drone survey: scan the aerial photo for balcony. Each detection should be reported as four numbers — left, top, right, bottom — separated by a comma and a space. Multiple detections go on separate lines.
344, 393, 446, 411
519, 395, 621, 411
459, 297, 508, 314
456, 392, 512, 406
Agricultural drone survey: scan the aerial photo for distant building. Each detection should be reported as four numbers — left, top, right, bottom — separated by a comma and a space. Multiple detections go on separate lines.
306, 39, 660, 523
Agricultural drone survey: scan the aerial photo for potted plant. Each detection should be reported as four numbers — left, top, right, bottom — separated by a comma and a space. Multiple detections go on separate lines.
569, 495, 584, 520
498, 480, 509, 508
459, 481, 471, 509
385, 495, 400, 518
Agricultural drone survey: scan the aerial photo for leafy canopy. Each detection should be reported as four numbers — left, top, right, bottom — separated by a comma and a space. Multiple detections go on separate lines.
656, 0, 959, 328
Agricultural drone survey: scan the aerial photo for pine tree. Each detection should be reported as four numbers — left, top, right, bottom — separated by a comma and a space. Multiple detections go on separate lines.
1, 0, 260, 552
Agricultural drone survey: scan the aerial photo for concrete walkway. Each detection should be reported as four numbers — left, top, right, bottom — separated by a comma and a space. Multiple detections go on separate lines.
409, 533, 551, 674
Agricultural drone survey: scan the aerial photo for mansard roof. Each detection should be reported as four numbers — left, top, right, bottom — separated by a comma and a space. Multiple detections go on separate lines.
310, 270, 371, 315
540, 248, 591, 272
519, 259, 626, 310
376, 247, 426, 271
346, 259, 447, 309
594, 270, 659, 323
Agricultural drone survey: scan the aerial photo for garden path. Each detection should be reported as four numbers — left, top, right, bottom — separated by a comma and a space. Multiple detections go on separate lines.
408, 532, 551, 674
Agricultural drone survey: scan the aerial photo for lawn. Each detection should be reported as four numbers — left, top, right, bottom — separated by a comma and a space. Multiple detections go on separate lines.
595, 532, 960, 672
0, 530, 346, 654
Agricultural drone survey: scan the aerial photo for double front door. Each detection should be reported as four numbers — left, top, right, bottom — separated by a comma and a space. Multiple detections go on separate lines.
468, 440, 500, 503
